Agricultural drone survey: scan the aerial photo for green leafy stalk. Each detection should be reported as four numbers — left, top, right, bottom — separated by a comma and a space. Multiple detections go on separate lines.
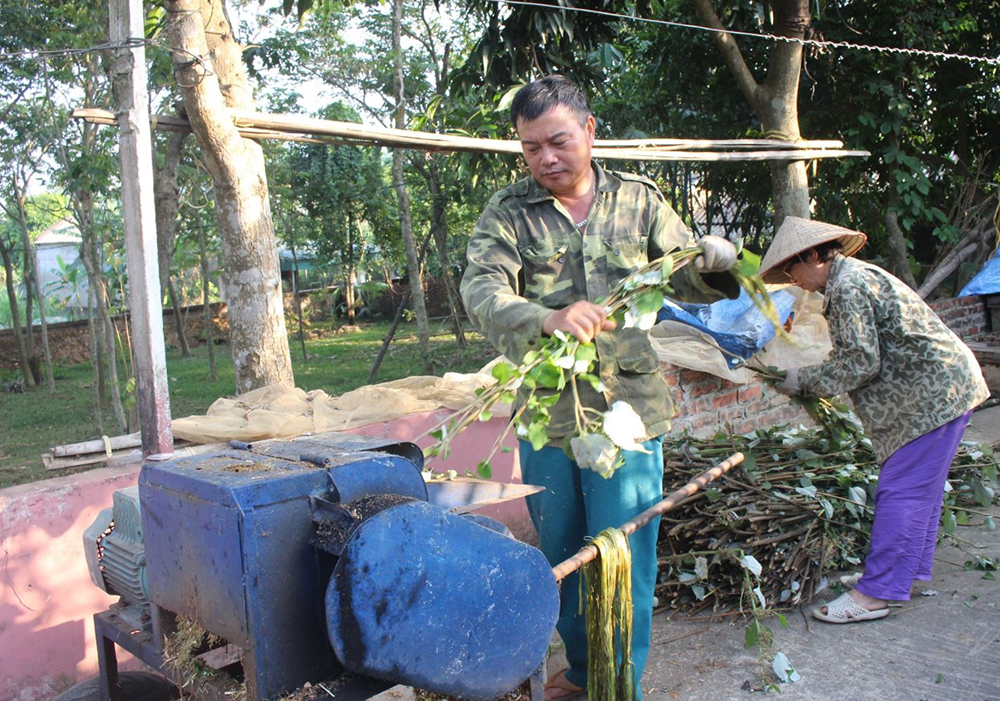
422, 245, 788, 479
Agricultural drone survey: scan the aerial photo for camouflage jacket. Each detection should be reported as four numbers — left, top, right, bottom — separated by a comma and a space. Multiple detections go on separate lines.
797, 255, 989, 463
460, 163, 736, 442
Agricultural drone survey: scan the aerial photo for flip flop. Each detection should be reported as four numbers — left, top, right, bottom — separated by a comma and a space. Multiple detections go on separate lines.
545, 668, 586, 701
812, 592, 890, 624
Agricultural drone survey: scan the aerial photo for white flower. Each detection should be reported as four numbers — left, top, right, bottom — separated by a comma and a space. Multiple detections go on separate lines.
623, 308, 658, 330
602, 401, 649, 452
573, 359, 590, 373
570, 433, 620, 477
595, 380, 606, 392
516, 423, 528, 437
555, 355, 575, 369
622, 269, 663, 292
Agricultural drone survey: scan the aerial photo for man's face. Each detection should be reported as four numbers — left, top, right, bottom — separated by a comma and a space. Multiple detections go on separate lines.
516, 104, 596, 196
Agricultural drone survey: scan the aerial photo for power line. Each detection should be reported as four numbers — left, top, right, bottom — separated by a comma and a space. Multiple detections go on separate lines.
486, 0, 1000, 66
0, 38, 209, 74
2, 4, 996, 68
0, 38, 147, 63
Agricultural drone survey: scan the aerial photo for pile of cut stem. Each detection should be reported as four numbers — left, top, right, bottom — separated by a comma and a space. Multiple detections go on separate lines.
655, 413, 999, 614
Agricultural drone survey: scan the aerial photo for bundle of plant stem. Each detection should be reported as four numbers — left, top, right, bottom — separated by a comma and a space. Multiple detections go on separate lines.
583, 528, 636, 701
422, 244, 785, 478
654, 410, 999, 614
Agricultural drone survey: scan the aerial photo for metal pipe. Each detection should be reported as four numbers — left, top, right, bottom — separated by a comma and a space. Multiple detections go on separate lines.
551, 452, 744, 582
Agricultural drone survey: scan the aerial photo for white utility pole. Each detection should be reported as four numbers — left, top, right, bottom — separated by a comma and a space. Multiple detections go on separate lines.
109, 0, 174, 457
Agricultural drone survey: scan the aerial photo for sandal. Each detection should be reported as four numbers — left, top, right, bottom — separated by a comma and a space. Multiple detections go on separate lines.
812, 592, 889, 624
545, 669, 586, 701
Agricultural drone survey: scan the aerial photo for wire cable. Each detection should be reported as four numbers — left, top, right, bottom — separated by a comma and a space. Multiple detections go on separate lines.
485, 0, 1000, 66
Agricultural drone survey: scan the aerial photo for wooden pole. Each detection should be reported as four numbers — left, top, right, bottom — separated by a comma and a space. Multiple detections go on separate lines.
109, 0, 173, 457
550, 452, 744, 582
72, 108, 871, 162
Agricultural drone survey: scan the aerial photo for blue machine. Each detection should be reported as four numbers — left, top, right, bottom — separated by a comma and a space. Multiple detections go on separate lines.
126, 432, 558, 701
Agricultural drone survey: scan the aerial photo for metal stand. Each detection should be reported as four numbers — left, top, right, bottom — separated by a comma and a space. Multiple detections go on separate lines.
93, 608, 409, 701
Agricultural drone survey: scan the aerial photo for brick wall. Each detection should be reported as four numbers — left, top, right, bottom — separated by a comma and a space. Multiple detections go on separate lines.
665, 295, 994, 438
0, 303, 228, 371
664, 364, 809, 438
928, 295, 990, 339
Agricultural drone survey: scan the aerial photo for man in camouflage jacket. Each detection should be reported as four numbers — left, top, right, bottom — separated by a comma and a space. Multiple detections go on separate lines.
460, 76, 738, 700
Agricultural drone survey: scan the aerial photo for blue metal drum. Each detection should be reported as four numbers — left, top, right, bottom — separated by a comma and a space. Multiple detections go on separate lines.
326, 500, 559, 700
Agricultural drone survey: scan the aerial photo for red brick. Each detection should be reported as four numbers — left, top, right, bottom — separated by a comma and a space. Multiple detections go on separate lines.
685, 396, 715, 415
738, 385, 763, 402
679, 369, 711, 384
687, 381, 721, 398
713, 391, 739, 409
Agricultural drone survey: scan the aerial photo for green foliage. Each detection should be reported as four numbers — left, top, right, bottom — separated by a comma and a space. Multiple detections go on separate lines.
274, 101, 389, 283
804, 1, 1000, 268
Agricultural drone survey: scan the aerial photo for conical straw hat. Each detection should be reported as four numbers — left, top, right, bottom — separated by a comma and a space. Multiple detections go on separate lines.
758, 217, 867, 284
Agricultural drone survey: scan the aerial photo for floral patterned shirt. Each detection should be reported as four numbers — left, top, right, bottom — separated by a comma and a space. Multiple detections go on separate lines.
797, 255, 989, 463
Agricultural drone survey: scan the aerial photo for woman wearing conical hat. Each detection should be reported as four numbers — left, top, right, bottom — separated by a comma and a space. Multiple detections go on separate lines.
759, 217, 989, 624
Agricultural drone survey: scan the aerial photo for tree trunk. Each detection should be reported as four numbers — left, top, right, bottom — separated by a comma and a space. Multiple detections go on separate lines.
81, 239, 128, 433
13, 183, 55, 393
391, 0, 431, 372
884, 197, 919, 290
166, 0, 294, 393
86, 283, 105, 433
345, 214, 356, 323
426, 158, 466, 348
165, 278, 191, 355
917, 242, 979, 300
0, 242, 34, 385
196, 212, 217, 381
23, 251, 34, 366
154, 129, 191, 356
692, 0, 811, 228
290, 238, 307, 362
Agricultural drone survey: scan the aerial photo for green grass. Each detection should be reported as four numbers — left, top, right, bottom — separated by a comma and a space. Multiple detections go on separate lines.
0, 320, 494, 489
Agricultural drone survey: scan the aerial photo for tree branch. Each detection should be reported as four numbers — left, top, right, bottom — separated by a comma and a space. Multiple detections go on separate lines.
691, 0, 762, 112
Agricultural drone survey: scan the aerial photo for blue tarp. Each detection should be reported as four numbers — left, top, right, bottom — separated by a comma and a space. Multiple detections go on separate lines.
657, 288, 797, 367
959, 248, 1000, 297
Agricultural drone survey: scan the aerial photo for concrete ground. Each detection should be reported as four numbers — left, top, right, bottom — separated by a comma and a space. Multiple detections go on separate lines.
375, 404, 1000, 701
599, 403, 1000, 700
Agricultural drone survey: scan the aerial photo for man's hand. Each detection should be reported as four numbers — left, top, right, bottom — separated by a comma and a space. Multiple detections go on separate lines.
543, 301, 617, 343
695, 235, 738, 272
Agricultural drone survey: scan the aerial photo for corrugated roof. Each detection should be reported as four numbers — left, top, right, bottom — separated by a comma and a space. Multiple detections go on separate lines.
35, 220, 82, 246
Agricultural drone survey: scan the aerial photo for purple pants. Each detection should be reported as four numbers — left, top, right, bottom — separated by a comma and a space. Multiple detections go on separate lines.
855, 411, 973, 601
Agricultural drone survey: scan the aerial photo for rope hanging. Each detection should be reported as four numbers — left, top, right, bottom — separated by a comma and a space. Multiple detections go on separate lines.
583, 527, 636, 701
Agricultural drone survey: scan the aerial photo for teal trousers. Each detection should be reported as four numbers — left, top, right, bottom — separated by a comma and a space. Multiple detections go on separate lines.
520, 437, 664, 699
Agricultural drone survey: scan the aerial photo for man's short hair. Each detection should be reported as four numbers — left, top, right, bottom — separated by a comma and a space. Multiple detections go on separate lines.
510, 75, 591, 128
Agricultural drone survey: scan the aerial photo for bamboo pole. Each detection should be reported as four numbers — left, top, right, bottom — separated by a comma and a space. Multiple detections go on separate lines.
72, 108, 870, 161
52, 432, 141, 457
550, 452, 744, 582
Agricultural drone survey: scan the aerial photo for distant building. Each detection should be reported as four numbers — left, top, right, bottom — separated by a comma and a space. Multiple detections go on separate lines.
34, 220, 88, 318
